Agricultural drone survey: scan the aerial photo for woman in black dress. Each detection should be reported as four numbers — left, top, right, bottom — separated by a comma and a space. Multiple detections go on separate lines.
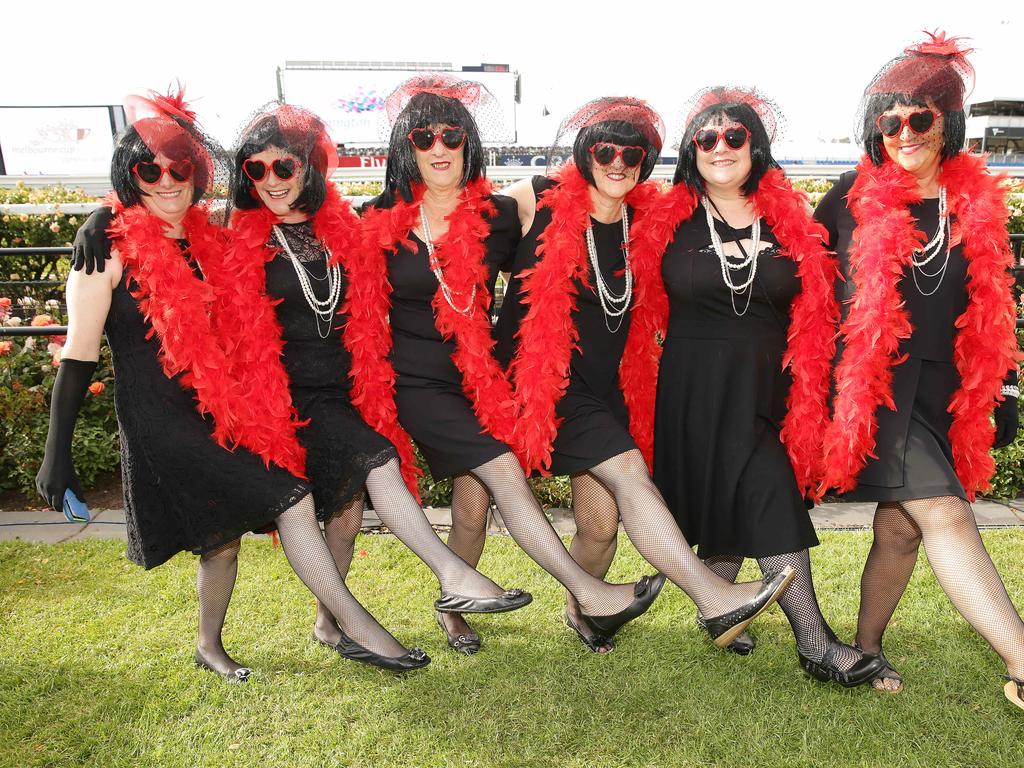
500, 97, 795, 652
815, 34, 1023, 708
343, 75, 666, 654
40, 89, 429, 676
635, 87, 881, 686
226, 104, 530, 654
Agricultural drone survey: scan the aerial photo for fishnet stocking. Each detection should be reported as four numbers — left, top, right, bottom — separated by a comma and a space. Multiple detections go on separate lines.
196, 538, 245, 675
899, 496, 1024, 678
757, 550, 861, 669
441, 472, 493, 643
703, 554, 743, 582
470, 453, 636, 617
856, 502, 921, 653
364, 459, 503, 598
448, 472, 491, 568
315, 492, 366, 645
564, 474, 621, 650
588, 450, 767, 618
275, 494, 407, 657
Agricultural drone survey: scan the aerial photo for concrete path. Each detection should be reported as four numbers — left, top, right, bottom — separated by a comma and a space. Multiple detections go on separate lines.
3, 499, 1023, 544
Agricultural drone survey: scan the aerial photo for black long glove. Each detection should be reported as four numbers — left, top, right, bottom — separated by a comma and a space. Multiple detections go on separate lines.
71, 207, 113, 274
993, 395, 1019, 449
35, 359, 97, 510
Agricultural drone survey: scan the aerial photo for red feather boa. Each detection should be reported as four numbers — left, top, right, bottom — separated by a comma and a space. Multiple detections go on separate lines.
343, 178, 517, 495
109, 203, 307, 478
620, 168, 840, 495
820, 153, 1020, 499
508, 163, 665, 474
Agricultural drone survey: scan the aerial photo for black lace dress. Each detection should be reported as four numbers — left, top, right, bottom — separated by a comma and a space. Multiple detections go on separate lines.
494, 175, 638, 475
650, 207, 817, 559
107, 242, 309, 570
266, 222, 397, 520
816, 171, 968, 502
385, 194, 520, 479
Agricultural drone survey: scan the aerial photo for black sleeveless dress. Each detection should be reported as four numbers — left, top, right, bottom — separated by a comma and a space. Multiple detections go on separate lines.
494, 175, 637, 475
815, 171, 968, 502
108, 241, 309, 570
651, 206, 818, 559
265, 222, 396, 520
384, 194, 520, 480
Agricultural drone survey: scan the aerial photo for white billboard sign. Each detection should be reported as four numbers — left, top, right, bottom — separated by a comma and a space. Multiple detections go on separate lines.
0, 106, 117, 175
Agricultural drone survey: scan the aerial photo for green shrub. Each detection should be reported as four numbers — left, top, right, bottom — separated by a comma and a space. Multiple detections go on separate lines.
0, 183, 97, 281
0, 328, 118, 497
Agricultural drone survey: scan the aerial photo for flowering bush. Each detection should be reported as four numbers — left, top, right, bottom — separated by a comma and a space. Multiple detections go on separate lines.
0, 309, 119, 498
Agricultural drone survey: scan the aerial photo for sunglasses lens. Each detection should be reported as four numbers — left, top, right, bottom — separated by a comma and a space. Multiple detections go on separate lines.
724, 128, 748, 149
878, 114, 903, 137
135, 162, 162, 184
168, 159, 194, 182
273, 159, 297, 180
621, 147, 645, 167
244, 160, 268, 181
410, 129, 435, 151
592, 144, 616, 165
908, 111, 935, 133
694, 130, 718, 152
441, 128, 466, 150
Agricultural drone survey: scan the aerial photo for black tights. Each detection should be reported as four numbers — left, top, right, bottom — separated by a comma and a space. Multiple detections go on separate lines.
858, 496, 1024, 678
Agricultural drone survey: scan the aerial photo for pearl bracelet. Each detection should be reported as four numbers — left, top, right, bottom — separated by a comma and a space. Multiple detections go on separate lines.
1001, 385, 1020, 399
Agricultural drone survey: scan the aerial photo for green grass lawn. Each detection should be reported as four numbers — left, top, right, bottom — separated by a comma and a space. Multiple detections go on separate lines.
1, 531, 1022, 768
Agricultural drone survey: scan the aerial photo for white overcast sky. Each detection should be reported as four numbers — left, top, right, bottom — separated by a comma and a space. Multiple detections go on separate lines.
4, 0, 1021, 146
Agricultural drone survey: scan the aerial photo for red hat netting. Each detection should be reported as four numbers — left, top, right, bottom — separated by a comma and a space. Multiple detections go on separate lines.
123, 84, 224, 198
863, 30, 975, 113
380, 72, 506, 143
547, 96, 665, 168
234, 103, 339, 178
680, 86, 784, 146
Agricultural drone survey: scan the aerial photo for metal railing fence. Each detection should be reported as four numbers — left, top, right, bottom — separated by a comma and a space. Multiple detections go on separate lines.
3, 242, 1024, 338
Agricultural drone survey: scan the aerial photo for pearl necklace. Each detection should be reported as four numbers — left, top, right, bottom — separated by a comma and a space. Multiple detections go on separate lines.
419, 203, 476, 316
703, 197, 760, 316
910, 186, 951, 297
585, 204, 633, 333
272, 224, 342, 339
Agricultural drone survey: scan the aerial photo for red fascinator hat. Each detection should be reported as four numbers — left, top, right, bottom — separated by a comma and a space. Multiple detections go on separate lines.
864, 30, 975, 113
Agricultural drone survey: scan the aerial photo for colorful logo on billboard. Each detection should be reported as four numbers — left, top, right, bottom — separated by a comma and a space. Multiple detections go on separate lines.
337, 87, 385, 114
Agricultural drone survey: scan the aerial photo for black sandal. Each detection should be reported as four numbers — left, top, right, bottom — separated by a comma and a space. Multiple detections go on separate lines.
436, 611, 481, 655
800, 636, 886, 688
565, 611, 614, 653
855, 643, 903, 693
194, 649, 252, 683
580, 574, 666, 640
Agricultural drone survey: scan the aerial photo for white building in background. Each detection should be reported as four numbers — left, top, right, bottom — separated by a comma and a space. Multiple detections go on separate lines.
966, 97, 1024, 163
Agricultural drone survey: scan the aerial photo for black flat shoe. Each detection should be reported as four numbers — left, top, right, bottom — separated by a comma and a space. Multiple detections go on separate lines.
854, 642, 903, 693
799, 642, 886, 688
565, 611, 614, 653
696, 613, 755, 655
435, 611, 481, 655
1004, 676, 1024, 712
702, 566, 795, 648
435, 588, 532, 615
580, 573, 667, 640
194, 650, 252, 683
335, 632, 431, 672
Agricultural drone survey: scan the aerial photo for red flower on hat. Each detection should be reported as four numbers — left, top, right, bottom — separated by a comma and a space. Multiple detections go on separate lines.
908, 30, 974, 58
